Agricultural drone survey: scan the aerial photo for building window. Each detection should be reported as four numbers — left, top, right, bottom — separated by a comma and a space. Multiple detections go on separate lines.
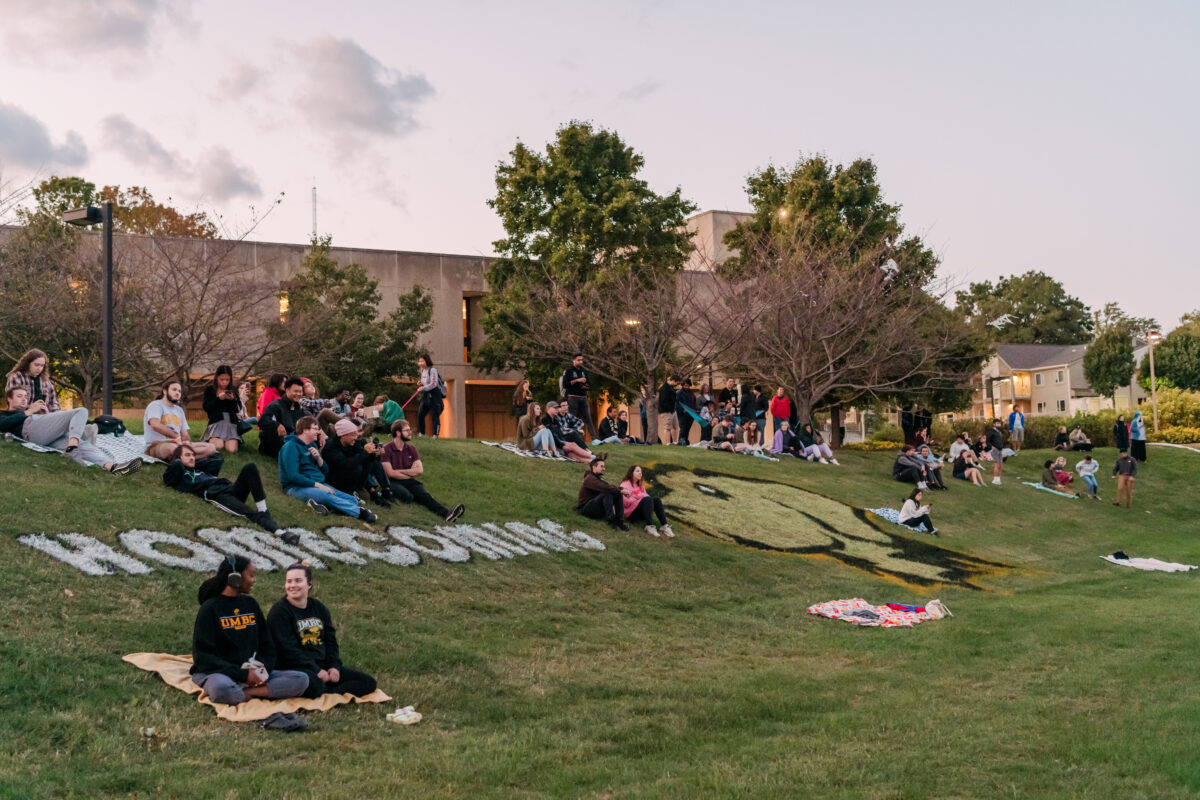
278, 290, 289, 323
1036, 402, 1046, 414
462, 297, 470, 363
1055, 370, 1065, 384
1057, 400, 1067, 412
1035, 373, 1043, 386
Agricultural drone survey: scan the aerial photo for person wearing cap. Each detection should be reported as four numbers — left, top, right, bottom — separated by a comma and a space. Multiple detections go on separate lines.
576, 453, 628, 530
541, 401, 593, 463
321, 418, 395, 507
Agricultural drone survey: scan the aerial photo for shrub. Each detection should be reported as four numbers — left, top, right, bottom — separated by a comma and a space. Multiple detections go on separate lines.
870, 423, 904, 443
1148, 426, 1200, 444
843, 440, 905, 452
1156, 388, 1200, 429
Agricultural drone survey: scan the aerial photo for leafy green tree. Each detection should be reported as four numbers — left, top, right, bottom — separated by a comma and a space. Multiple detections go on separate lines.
1139, 329, 1200, 392
267, 237, 433, 396
955, 271, 1093, 344
1091, 302, 1157, 340
22, 176, 218, 237
1083, 327, 1136, 399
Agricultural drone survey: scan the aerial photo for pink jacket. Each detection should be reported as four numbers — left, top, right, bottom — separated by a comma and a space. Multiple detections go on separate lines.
620, 479, 647, 518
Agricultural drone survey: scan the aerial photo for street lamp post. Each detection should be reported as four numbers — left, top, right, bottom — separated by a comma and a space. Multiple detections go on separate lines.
1147, 330, 1161, 433
62, 202, 114, 416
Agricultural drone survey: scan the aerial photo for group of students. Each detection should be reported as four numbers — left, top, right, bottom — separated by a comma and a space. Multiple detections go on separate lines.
191, 555, 376, 728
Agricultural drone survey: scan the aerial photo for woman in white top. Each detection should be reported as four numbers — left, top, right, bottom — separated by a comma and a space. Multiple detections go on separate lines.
736, 419, 763, 454
416, 353, 443, 438
898, 488, 937, 535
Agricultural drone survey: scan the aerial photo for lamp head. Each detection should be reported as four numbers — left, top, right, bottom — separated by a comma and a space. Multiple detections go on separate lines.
62, 206, 104, 227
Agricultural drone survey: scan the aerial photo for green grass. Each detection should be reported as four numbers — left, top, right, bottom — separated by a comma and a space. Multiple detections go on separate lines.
2, 424, 1200, 799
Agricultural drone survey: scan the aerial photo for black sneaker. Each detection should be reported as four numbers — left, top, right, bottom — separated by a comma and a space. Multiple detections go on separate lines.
111, 458, 142, 476
444, 503, 465, 523
279, 530, 301, 546
306, 498, 331, 516
359, 507, 378, 524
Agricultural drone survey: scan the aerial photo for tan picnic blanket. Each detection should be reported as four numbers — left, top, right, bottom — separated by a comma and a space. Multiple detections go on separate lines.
123, 652, 391, 722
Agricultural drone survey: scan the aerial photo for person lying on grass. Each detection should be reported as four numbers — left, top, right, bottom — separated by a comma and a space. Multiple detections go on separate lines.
1, 386, 141, 475
267, 561, 378, 699
619, 464, 674, 538
278, 415, 378, 523
191, 555, 309, 706
898, 488, 938, 535
1041, 460, 1079, 497
163, 443, 299, 544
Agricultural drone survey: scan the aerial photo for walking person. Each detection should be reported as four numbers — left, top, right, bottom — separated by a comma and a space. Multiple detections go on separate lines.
1112, 449, 1137, 507
416, 354, 444, 438
986, 419, 1006, 486
1129, 411, 1148, 462
675, 379, 697, 446
512, 380, 533, 429
562, 354, 598, 442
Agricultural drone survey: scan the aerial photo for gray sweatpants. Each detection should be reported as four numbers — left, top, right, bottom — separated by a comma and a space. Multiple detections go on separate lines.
21, 408, 108, 468
191, 670, 309, 705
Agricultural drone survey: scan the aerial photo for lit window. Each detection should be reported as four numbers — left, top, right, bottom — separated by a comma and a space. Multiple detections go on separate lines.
279, 291, 289, 322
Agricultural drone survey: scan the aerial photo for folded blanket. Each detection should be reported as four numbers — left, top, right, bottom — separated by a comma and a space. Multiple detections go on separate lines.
807, 597, 950, 627
479, 440, 571, 461
1101, 555, 1198, 573
1022, 481, 1078, 498
123, 652, 390, 722
19, 432, 160, 465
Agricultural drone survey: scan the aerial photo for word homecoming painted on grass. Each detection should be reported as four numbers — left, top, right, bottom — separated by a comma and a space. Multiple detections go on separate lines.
18, 520, 605, 577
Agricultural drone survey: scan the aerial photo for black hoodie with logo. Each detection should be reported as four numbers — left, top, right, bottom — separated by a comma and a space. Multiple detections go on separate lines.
190, 593, 276, 681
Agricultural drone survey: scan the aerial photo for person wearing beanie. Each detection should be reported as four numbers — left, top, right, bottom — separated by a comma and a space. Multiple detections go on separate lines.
278, 415, 378, 523
320, 418, 394, 507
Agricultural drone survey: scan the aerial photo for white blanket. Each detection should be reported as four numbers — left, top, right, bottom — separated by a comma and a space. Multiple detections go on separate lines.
1101, 555, 1198, 573
18, 432, 161, 465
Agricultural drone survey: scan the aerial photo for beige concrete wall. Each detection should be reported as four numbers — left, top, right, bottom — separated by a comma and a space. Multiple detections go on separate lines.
684, 210, 753, 271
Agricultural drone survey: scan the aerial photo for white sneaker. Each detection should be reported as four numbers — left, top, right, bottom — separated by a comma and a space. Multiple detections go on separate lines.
660, 524, 674, 538
992, 477, 1002, 485
644, 525, 659, 537
819, 457, 829, 464
830, 458, 840, 465
918, 481, 928, 490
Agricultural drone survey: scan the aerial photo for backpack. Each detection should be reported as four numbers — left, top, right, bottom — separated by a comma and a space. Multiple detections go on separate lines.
90, 414, 126, 436
437, 373, 447, 398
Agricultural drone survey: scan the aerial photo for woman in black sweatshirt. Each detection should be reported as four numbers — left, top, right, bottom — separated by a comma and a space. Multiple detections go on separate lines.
190, 555, 309, 705
267, 562, 377, 698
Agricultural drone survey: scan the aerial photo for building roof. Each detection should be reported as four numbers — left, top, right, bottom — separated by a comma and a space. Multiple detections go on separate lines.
996, 343, 1088, 370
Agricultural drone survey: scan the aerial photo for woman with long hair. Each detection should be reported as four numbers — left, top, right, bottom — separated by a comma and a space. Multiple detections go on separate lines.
898, 488, 937, 535
5, 348, 60, 412
619, 464, 673, 538
416, 354, 443, 437
512, 380, 532, 421
517, 402, 545, 451
256, 373, 287, 417
267, 562, 378, 699
202, 365, 243, 453
190, 555, 309, 707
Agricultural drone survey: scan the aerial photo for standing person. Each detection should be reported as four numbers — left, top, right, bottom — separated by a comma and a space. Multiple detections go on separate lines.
2, 386, 141, 474
1112, 414, 1130, 452
576, 454, 627, 530
1007, 405, 1026, 453
164, 443, 296, 540
986, 419, 1006, 486
1129, 411, 1148, 462
675, 379, 697, 446
898, 488, 937, 535
380, 419, 465, 522
5, 348, 61, 413
267, 562, 378, 699
258, 378, 306, 458
191, 556, 309, 711
716, 378, 738, 409
512, 380, 532, 423
256, 373, 286, 417
747, 386, 769, 423
698, 401, 715, 444
416, 354, 444, 438
657, 376, 679, 445
278, 415, 378, 523
1076, 454, 1101, 500
1112, 449, 1137, 507
144, 380, 218, 461
562, 354, 598, 442
900, 406, 916, 446
202, 365, 243, 453
769, 388, 792, 437
619, 464, 673, 538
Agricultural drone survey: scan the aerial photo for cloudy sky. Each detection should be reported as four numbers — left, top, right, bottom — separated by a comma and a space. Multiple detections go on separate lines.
2, 0, 1197, 329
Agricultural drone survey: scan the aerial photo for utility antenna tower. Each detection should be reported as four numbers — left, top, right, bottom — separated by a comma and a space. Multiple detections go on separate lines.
311, 178, 318, 240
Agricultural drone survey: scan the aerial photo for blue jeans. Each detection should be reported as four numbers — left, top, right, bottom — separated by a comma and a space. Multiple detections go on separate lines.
286, 485, 361, 517
1082, 474, 1099, 495
192, 670, 309, 705
532, 429, 557, 451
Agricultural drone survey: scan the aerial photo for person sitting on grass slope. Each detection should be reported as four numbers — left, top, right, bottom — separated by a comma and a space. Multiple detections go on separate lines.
379, 419, 465, 523
259, 378, 306, 459
144, 380, 218, 461
898, 488, 937, 535
952, 447, 986, 487
893, 445, 932, 489
164, 443, 299, 544
1041, 460, 1079, 497
267, 561, 378, 699
917, 445, 946, 490
797, 422, 839, 465
1, 386, 142, 475
191, 555, 309, 708
321, 418, 394, 508
576, 453, 628, 530
619, 464, 673, 538
279, 415, 378, 523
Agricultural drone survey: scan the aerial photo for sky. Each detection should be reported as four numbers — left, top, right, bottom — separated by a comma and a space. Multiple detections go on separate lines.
2, 0, 1197, 330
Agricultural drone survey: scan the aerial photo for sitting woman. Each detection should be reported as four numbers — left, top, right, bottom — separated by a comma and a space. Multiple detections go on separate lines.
952, 448, 986, 486
736, 419, 766, 456
947, 435, 970, 462
619, 464, 674, 538
1052, 426, 1071, 451
5, 348, 61, 413
1051, 456, 1074, 487
1068, 425, 1094, 451
1041, 459, 1079, 497
519, 403, 552, 453
917, 445, 946, 489
797, 423, 839, 465
267, 561, 378, 699
770, 420, 801, 456
898, 488, 937, 535
617, 409, 644, 444
202, 365, 244, 453
191, 555, 309, 705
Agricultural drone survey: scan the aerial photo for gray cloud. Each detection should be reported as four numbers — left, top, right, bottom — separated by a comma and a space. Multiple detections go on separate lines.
3, 0, 190, 59
0, 103, 88, 169
100, 114, 183, 173
293, 36, 434, 137
194, 147, 261, 201
618, 79, 662, 102
216, 60, 265, 102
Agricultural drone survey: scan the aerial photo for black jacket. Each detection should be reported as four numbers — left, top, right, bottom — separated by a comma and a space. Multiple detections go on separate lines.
202, 385, 241, 425
563, 365, 589, 398
657, 383, 676, 413
259, 398, 303, 456
191, 593, 275, 681
267, 596, 341, 674
320, 438, 373, 493
163, 454, 229, 496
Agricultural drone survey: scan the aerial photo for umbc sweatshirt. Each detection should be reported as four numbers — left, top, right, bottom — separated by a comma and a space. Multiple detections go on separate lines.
267, 596, 342, 674
190, 593, 276, 682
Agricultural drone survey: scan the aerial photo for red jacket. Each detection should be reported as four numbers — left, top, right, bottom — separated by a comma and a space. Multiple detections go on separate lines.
769, 396, 791, 419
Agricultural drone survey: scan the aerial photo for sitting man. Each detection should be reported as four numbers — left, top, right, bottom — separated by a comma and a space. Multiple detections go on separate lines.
541, 402, 593, 463
1068, 425, 1094, 452
597, 406, 633, 445
1, 386, 141, 475
916, 444, 946, 489
330, 388, 354, 417
372, 394, 406, 435
1052, 426, 1072, 451
278, 415, 377, 523
163, 443, 298, 543
259, 378, 306, 458
380, 419, 464, 522
144, 380, 217, 461
576, 453, 627, 530
321, 418, 394, 507
710, 415, 738, 451
893, 445, 932, 489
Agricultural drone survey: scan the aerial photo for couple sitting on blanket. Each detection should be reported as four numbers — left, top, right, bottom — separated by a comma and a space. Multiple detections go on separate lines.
191, 555, 376, 714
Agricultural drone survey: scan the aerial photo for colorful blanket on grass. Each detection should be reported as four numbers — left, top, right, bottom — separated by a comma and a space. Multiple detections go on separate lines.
1022, 481, 1078, 498
17, 432, 160, 465
1101, 555, 1198, 573
866, 507, 931, 533
123, 653, 391, 722
807, 598, 950, 627
479, 440, 572, 461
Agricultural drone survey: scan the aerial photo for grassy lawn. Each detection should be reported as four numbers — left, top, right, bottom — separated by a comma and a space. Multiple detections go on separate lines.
2, 423, 1199, 799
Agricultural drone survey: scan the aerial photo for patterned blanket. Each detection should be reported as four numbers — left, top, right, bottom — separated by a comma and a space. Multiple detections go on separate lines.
866, 507, 931, 533
17, 432, 161, 465
807, 597, 951, 627
479, 440, 572, 461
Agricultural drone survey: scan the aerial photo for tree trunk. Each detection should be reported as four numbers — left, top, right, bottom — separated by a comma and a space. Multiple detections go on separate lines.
642, 377, 659, 444
830, 403, 843, 449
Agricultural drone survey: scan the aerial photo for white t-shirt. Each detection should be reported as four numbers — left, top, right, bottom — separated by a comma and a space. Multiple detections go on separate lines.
144, 400, 187, 444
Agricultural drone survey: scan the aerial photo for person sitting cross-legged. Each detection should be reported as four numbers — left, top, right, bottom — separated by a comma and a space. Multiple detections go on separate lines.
380, 419, 464, 522
144, 380, 218, 461
576, 453, 627, 530
619, 464, 673, 538
321, 418, 394, 507
278, 415, 378, 523
1, 386, 141, 475
267, 561, 377, 699
163, 443, 298, 543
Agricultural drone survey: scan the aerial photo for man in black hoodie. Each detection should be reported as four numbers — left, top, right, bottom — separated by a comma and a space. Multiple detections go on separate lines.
320, 418, 394, 507
576, 454, 627, 530
258, 378, 306, 457
656, 376, 679, 445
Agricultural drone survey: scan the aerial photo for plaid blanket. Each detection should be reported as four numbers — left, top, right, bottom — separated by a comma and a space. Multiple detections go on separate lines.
479, 440, 572, 461
16, 432, 161, 465
807, 597, 950, 627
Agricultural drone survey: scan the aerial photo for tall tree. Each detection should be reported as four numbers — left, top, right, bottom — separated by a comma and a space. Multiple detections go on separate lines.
1091, 302, 1157, 340
955, 271, 1093, 344
1138, 327, 1200, 392
21, 176, 219, 238
1083, 328, 1136, 400
476, 121, 698, 434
